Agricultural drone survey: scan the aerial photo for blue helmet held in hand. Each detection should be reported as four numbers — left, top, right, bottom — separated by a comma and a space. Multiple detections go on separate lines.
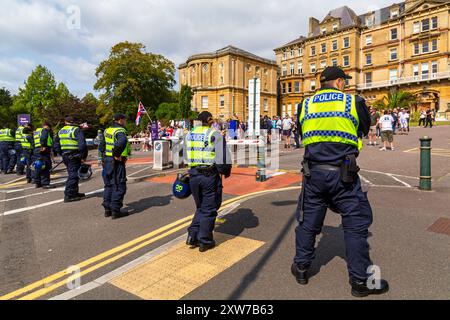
173, 173, 191, 200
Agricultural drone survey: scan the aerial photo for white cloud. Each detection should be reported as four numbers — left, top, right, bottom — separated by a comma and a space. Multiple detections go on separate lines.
0, 0, 396, 96
0, 57, 36, 93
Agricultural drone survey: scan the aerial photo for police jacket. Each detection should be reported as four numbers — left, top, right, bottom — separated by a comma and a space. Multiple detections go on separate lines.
99, 123, 128, 158
211, 131, 232, 178
34, 128, 53, 154
54, 125, 88, 159
296, 86, 370, 164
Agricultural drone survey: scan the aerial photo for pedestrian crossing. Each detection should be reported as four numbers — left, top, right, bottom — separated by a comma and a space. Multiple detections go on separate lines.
404, 148, 450, 158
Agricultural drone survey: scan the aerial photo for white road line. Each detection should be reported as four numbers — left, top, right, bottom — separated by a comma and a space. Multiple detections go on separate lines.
386, 174, 412, 188
0, 187, 66, 203
360, 169, 419, 180
1, 189, 104, 217
359, 174, 374, 186
127, 166, 154, 178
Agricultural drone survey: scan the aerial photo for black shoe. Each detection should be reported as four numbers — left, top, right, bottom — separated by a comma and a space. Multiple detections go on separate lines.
112, 211, 129, 220
27, 178, 32, 183
35, 184, 42, 188
199, 242, 216, 253
76, 193, 86, 198
64, 195, 85, 203
42, 185, 56, 189
291, 263, 309, 285
104, 209, 112, 218
186, 235, 199, 248
350, 279, 389, 298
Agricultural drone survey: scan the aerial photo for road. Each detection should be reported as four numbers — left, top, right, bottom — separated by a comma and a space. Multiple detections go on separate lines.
1, 126, 449, 300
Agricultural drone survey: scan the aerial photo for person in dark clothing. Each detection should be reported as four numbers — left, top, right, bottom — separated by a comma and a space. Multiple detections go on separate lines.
33, 122, 54, 189
424, 109, 433, 128
291, 66, 388, 298
20, 124, 35, 183
0, 127, 17, 174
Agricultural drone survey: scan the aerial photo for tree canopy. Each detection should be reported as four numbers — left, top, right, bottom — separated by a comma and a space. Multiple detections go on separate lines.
373, 90, 418, 111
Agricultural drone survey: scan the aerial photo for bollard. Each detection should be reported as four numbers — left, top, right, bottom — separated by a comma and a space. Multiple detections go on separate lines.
256, 138, 267, 182
419, 136, 432, 191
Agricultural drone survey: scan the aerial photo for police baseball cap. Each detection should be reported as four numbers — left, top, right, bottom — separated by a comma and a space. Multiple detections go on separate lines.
113, 113, 127, 121
198, 111, 213, 123
320, 66, 352, 82
65, 116, 75, 123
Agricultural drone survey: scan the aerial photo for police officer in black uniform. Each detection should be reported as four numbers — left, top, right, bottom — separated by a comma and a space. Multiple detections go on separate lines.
291, 67, 389, 297
20, 123, 35, 183
185, 111, 232, 253
33, 122, 54, 189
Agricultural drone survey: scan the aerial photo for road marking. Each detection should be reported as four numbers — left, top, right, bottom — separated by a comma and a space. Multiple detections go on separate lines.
359, 174, 374, 186
404, 148, 450, 158
386, 174, 412, 188
110, 233, 264, 300
360, 169, 419, 180
1, 186, 300, 300
0, 187, 65, 203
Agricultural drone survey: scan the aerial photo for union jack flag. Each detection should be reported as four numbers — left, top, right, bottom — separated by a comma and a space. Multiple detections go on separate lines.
135, 101, 146, 126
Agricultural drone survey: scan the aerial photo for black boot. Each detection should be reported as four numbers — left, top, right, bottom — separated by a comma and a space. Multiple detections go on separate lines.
112, 210, 129, 220
350, 279, 389, 298
104, 209, 112, 218
42, 185, 56, 189
199, 241, 216, 253
186, 235, 198, 248
291, 263, 309, 285
64, 194, 85, 203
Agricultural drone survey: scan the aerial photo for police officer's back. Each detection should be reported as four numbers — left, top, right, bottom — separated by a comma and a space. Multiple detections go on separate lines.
291, 67, 389, 297
54, 116, 88, 203
20, 124, 35, 183
33, 122, 54, 189
99, 114, 131, 220
185, 111, 232, 253
0, 126, 17, 174
14, 125, 25, 175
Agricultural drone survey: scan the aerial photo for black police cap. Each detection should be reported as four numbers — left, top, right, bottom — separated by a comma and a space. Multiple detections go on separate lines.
320, 66, 352, 82
65, 116, 75, 123
113, 113, 126, 121
198, 111, 213, 123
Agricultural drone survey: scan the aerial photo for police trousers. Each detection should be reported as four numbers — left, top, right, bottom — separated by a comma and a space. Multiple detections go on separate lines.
294, 167, 373, 282
0, 142, 16, 172
21, 149, 33, 181
102, 157, 127, 212
15, 143, 24, 173
62, 153, 82, 198
32, 151, 52, 186
188, 168, 223, 245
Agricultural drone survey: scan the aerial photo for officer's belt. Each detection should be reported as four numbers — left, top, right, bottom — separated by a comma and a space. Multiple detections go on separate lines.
309, 162, 341, 171
194, 166, 217, 175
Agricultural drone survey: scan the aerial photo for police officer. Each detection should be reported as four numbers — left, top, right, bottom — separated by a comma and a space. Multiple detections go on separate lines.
291, 67, 389, 297
15, 124, 25, 175
99, 114, 131, 219
185, 111, 232, 253
20, 123, 35, 183
0, 126, 17, 174
54, 116, 88, 203
33, 122, 54, 189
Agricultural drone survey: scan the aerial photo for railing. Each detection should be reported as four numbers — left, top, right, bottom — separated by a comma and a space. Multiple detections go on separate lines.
357, 71, 450, 90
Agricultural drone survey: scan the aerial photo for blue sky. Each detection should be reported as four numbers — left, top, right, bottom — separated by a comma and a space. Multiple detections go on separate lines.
0, 0, 395, 97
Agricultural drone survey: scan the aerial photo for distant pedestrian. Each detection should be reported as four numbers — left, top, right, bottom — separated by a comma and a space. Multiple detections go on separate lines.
424, 109, 433, 128
379, 110, 395, 151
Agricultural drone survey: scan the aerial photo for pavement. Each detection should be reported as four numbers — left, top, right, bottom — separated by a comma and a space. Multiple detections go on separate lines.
0, 126, 449, 300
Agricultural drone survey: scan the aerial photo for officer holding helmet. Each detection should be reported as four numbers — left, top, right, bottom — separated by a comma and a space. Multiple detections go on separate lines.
184, 111, 231, 253
99, 114, 132, 220
291, 66, 389, 297
33, 122, 54, 189
54, 116, 88, 203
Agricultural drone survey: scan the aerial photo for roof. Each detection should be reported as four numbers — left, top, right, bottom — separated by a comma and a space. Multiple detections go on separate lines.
274, 36, 307, 51
310, 6, 360, 37
179, 45, 277, 69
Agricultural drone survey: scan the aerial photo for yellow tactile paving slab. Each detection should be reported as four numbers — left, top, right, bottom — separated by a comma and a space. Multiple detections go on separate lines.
109, 233, 265, 300
404, 148, 450, 158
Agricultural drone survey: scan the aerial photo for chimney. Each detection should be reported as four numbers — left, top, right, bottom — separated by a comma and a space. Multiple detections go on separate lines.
309, 17, 320, 37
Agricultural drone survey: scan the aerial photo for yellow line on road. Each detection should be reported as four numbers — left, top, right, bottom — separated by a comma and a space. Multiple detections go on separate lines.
1, 185, 300, 300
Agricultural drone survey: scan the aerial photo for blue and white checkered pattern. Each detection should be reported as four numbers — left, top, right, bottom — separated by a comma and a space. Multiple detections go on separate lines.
301, 94, 356, 126
303, 130, 358, 143
345, 94, 352, 113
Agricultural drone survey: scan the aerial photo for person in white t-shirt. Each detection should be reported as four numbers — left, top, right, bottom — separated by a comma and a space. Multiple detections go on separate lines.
399, 109, 409, 135
378, 110, 395, 151
282, 115, 293, 149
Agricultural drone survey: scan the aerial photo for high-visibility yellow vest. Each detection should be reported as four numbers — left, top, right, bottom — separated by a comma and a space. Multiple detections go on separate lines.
186, 126, 216, 167
299, 89, 362, 150
58, 125, 79, 151
34, 128, 53, 149
104, 127, 131, 157
0, 129, 15, 142
20, 133, 32, 149
15, 126, 24, 142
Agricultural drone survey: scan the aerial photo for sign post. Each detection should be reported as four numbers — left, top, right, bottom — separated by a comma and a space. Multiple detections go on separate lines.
248, 78, 261, 139
17, 114, 31, 126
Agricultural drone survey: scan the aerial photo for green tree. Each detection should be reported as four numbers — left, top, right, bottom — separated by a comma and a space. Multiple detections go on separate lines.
0, 87, 15, 127
179, 85, 193, 119
373, 90, 418, 111
155, 102, 181, 125
12, 65, 58, 123
94, 42, 176, 126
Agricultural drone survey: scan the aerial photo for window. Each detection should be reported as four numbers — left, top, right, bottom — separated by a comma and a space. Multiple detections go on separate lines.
283, 52, 287, 60
366, 14, 375, 27
431, 61, 438, 76
321, 27, 327, 34
321, 43, 327, 53
290, 62, 295, 75
332, 23, 338, 31
365, 35, 372, 46
390, 28, 398, 40
413, 64, 419, 78
282, 83, 286, 94
365, 72, 372, 84
390, 48, 398, 61
201, 96, 208, 109
282, 65, 287, 76
294, 81, 300, 93
366, 53, 372, 65
422, 41, 429, 54
320, 61, 326, 69
298, 48, 303, 56
288, 82, 292, 93
298, 62, 303, 74
422, 18, 430, 32
332, 40, 338, 51
431, 17, 438, 29
264, 99, 268, 112
432, 39, 438, 52
310, 63, 316, 73
390, 9, 399, 19
414, 43, 420, 55
310, 80, 316, 91
389, 69, 398, 82
343, 56, 349, 67
203, 64, 208, 72
219, 95, 225, 108
332, 58, 338, 67
282, 105, 286, 115
311, 46, 316, 55
413, 22, 420, 34
290, 50, 295, 58
421, 62, 429, 79
343, 37, 350, 48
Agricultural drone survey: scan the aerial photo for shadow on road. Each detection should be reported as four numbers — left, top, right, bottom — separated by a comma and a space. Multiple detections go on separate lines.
215, 208, 259, 237
271, 200, 298, 207
125, 195, 173, 216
